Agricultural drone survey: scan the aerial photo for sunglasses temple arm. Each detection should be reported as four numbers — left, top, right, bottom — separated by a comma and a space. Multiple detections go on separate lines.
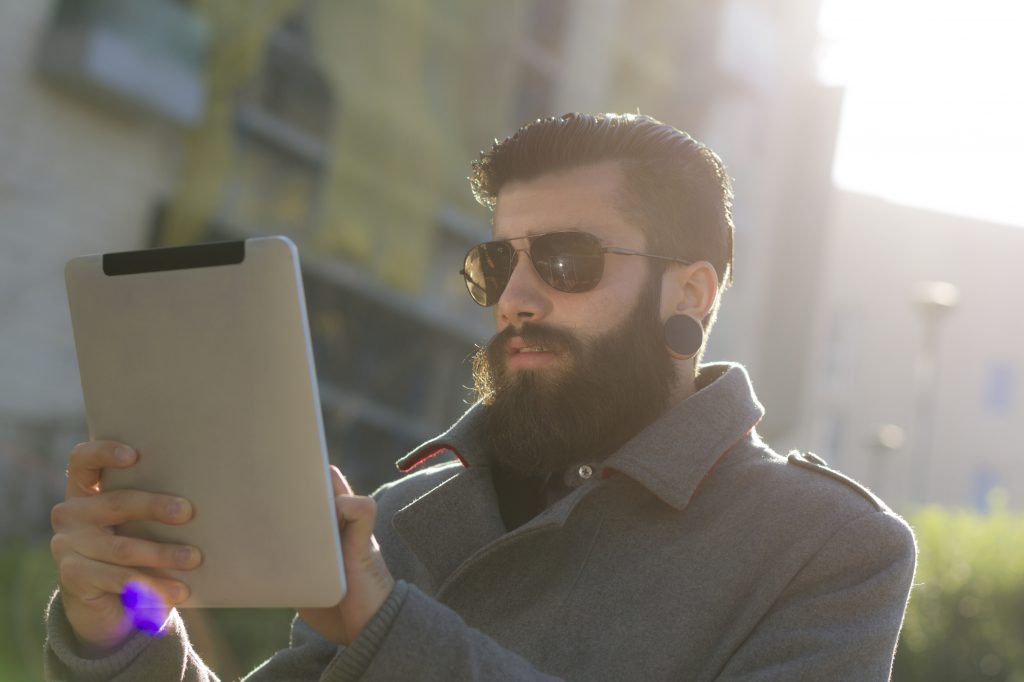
603, 247, 693, 266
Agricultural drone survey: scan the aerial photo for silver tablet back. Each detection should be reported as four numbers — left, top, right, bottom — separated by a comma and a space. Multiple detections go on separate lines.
65, 236, 345, 608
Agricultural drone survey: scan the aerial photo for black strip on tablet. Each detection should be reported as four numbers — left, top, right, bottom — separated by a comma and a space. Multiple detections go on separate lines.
103, 241, 246, 276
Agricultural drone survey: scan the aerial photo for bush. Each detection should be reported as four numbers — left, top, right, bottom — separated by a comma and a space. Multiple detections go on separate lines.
0, 540, 55, 682
895, 491, 1024, 681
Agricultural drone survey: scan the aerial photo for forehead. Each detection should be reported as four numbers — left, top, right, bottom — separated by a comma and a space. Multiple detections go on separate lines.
491, 161, 646, 248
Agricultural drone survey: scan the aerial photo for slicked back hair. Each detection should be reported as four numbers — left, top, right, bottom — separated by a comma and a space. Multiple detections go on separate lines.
470, 113, 735, 306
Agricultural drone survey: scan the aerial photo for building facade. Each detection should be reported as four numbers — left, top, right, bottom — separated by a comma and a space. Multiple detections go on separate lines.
794, 191, 1024, 512
1, 0, 833, 538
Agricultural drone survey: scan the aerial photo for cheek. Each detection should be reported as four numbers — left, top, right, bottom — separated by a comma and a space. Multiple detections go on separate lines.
588, 268, 652, 325
559, 290, 636, 339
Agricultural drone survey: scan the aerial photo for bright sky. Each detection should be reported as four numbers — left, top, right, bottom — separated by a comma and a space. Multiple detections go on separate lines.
817, 0, 1024, 227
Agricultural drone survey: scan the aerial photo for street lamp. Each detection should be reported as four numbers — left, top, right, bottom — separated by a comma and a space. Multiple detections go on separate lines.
869, 423, 905, 502
910, 280, 959, 505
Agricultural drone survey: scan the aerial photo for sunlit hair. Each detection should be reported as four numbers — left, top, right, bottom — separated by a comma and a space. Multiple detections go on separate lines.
470, 112, 735, 338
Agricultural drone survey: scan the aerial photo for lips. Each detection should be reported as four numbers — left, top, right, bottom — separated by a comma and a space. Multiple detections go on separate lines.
505, 336, 558, 369
506, 336, 554, 356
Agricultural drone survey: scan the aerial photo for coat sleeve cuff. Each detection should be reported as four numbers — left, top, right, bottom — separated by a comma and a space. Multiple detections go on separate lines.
43, 589, 178, 681
321, 580, 409, 680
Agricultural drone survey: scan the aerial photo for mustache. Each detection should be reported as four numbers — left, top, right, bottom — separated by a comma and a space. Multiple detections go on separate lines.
485, 321, 582, 359
472, 322, 584, 403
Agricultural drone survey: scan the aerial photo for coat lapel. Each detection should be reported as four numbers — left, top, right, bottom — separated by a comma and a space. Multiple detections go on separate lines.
391, 466, 507, 590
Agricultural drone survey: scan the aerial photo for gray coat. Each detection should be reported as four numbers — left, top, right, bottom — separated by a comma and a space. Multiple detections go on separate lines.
45, 363, 916, 681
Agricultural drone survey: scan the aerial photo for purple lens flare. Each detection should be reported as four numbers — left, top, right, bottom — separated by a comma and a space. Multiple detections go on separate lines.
120, 581, 170, 636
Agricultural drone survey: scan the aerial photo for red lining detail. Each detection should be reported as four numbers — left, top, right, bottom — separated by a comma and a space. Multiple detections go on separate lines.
687, 420, 760, 505
396, 444, 467, 473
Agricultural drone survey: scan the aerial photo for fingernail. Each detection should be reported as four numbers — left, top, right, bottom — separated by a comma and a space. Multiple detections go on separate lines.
172, 583, 189, 603
174, 547, 199, 569
115, 446, 135, 463
165, 498, 189, 520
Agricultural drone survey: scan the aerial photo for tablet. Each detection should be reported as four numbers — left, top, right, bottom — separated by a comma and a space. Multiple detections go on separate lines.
65, 236, 345, 608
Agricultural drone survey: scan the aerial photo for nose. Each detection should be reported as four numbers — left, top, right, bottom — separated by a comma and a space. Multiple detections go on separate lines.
494, 251, 553, 330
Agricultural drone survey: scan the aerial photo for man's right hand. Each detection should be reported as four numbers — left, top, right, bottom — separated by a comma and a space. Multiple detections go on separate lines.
50, 440, 202, 657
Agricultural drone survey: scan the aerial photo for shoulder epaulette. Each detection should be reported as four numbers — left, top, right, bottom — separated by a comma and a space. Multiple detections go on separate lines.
786, 451, 885, 512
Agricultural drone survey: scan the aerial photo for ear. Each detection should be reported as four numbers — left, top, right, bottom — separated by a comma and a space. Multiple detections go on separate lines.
659, 261, 720, 321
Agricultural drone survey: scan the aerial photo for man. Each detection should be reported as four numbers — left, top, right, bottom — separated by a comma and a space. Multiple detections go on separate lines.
46, 113, 916, 680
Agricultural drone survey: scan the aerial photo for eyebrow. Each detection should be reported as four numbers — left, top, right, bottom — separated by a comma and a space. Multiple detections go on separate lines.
489, 229, 599, 243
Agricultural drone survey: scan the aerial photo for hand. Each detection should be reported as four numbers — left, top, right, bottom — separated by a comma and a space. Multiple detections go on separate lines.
298, 466, 395, 646
50, 441, 202, 656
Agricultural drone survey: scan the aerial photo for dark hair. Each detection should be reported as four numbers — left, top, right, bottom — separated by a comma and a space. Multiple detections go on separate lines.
470, 112, 735, 292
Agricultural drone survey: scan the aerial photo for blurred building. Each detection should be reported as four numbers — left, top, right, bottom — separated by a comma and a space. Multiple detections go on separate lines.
794, 191, 1024, 512
0, 0, 191, 537
1, 0, 839, 538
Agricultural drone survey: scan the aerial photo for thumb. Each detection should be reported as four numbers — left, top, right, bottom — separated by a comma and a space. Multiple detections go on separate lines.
335, 495, 379, 553
329, 465, 354, 497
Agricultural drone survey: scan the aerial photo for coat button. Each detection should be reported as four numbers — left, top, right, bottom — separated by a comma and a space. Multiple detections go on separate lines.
578, 464, 593, 480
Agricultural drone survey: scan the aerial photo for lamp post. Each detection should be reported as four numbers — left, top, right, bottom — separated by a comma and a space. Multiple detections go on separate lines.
910, 280, 959, 505
870, 423, 905, 502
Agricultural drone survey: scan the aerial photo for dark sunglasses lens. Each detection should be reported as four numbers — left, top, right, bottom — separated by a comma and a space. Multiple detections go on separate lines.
463, 242, 514, 306
530, 232, 604, 293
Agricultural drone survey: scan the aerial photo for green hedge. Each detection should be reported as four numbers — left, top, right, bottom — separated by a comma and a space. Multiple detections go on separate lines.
894, 491, 1024, 681
0, 540, 54, 682
4, 495, 1023, 680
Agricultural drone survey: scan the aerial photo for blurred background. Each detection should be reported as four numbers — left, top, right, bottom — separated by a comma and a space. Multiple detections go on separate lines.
1, 0, 1021, 679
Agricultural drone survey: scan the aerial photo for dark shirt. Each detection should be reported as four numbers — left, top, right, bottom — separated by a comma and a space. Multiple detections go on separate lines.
491, 464, 546, 530
491, 463, 591, 531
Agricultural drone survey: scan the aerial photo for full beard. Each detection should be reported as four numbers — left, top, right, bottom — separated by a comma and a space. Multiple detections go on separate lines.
471, 280, 678, 478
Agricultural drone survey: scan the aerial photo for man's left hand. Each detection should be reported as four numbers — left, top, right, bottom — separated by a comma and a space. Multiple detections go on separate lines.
298, 466, 395, 646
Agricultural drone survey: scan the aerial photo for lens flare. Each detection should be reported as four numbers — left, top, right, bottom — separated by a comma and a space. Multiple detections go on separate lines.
120, 581, 170, 636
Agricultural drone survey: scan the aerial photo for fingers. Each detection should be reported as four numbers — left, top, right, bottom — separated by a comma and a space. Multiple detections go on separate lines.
66, 441, 137, 498
50, 488, 198, 610
55, 440, 198, 649
53, 531, 202, 572
58, 552, 190, 606
52, 490, 193, 531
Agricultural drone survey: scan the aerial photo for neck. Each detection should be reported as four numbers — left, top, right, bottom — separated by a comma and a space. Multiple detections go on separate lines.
669, 363, 699, 405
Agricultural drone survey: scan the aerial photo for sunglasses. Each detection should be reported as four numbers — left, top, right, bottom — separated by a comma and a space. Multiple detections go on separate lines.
460, 231, 693, 307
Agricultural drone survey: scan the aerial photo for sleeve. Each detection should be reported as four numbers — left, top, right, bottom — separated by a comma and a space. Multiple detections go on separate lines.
43, 590, 219, 682
44, 589, 347, 682
301, 580, 564, 681
714, 510, 918, 681
45, 581, 566, 682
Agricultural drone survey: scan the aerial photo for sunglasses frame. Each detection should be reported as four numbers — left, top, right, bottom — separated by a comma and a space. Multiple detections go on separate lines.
459, 230, 694, 307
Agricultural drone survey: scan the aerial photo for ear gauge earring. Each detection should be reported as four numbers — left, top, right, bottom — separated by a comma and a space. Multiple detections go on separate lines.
664, 314, 705, 360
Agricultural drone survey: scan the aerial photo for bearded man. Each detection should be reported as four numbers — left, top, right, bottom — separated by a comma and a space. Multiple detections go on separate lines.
46, 113, 916, 681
